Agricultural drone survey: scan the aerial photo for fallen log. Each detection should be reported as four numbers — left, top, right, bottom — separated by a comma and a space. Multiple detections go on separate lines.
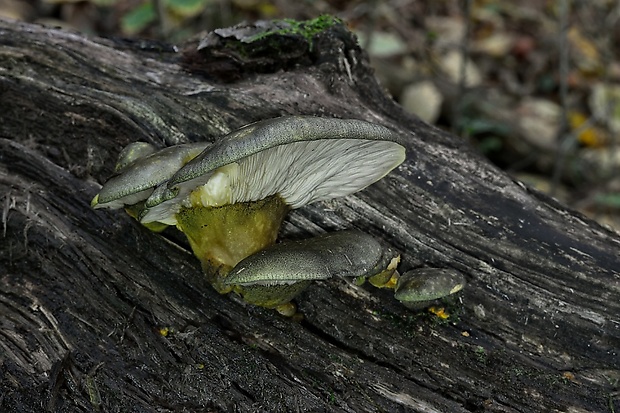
0, 17, 618, 412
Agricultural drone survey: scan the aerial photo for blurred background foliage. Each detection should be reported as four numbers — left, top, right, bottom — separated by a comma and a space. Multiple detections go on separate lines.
3, 0, 620, 231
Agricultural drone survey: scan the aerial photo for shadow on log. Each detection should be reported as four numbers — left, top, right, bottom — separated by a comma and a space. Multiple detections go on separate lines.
1, 17, 619, 412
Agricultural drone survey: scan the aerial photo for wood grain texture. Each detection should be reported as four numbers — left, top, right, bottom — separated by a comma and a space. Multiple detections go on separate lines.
1, 18, 618, 412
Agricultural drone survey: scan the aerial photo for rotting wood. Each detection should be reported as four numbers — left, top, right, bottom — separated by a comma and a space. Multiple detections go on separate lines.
0, 18, 619, 412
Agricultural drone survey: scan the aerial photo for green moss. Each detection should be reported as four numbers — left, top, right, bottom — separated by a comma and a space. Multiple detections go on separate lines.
474, 345, 488, 364
246, 15, 343, 48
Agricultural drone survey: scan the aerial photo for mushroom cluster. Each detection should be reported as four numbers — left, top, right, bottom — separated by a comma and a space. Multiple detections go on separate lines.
92, 116, 465, 315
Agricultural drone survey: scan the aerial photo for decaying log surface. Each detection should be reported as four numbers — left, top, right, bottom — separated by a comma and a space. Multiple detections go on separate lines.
1, 17, 619, 412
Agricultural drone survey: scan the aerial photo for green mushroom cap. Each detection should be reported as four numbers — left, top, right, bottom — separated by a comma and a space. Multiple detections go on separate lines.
140, 116, 406, 224
394, 268, 466, 308
114, 142, 157, 173
224, 230, 399, 287
223, 230, 399, 312
92, 142, 210, 210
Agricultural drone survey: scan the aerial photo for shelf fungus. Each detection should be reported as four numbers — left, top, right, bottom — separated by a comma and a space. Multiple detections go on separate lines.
92, 115, 419, 312
224, 230, 400, 316
394, 268, 466, 310
137, 116, 405, 291
91, 141, 210, 232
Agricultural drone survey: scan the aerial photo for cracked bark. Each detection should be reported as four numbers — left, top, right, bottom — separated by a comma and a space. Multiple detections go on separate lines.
0, 18, 619, 413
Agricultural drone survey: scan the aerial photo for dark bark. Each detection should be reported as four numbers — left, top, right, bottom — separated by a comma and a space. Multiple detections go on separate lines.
1, 17, 619, 413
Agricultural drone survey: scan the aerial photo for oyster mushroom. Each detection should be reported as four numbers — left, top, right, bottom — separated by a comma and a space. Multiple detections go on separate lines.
138, 116, 405, 290
114, 142, 157, 173
394, 268, 466, 310
91, 142, 210, 231
223, 230, 400, 315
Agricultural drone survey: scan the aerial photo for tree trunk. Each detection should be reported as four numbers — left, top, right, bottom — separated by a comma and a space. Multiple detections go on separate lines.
1, 17, 618, 413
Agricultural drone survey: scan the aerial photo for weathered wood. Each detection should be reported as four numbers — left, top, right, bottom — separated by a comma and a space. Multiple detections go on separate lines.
1, 18, 619, 412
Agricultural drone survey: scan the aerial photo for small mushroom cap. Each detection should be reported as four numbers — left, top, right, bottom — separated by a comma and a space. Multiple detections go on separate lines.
224, 230, 398, 286
114, 142, 157, 173
140, 116, 405, 224
92, 142, 210, 210
394, 268, 466, 304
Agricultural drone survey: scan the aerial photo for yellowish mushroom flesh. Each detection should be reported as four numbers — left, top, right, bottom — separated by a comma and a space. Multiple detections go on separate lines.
175, 194, 289, 292
366, 255, 401, 288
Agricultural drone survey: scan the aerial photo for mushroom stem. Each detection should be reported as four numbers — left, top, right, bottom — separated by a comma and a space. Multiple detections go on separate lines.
231, 282, 312, 312
175, 195, 290, 292
124, 202, 168, 232
365, 256, 400, 288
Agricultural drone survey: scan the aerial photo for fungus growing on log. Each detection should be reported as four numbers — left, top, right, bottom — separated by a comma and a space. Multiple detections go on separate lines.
224, 230, 400, 315
139, 116, 405, 287
394, 268, 467, 310
92, 116, 407, 308
93, 142, 211, 210
91, 142, 210, 232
